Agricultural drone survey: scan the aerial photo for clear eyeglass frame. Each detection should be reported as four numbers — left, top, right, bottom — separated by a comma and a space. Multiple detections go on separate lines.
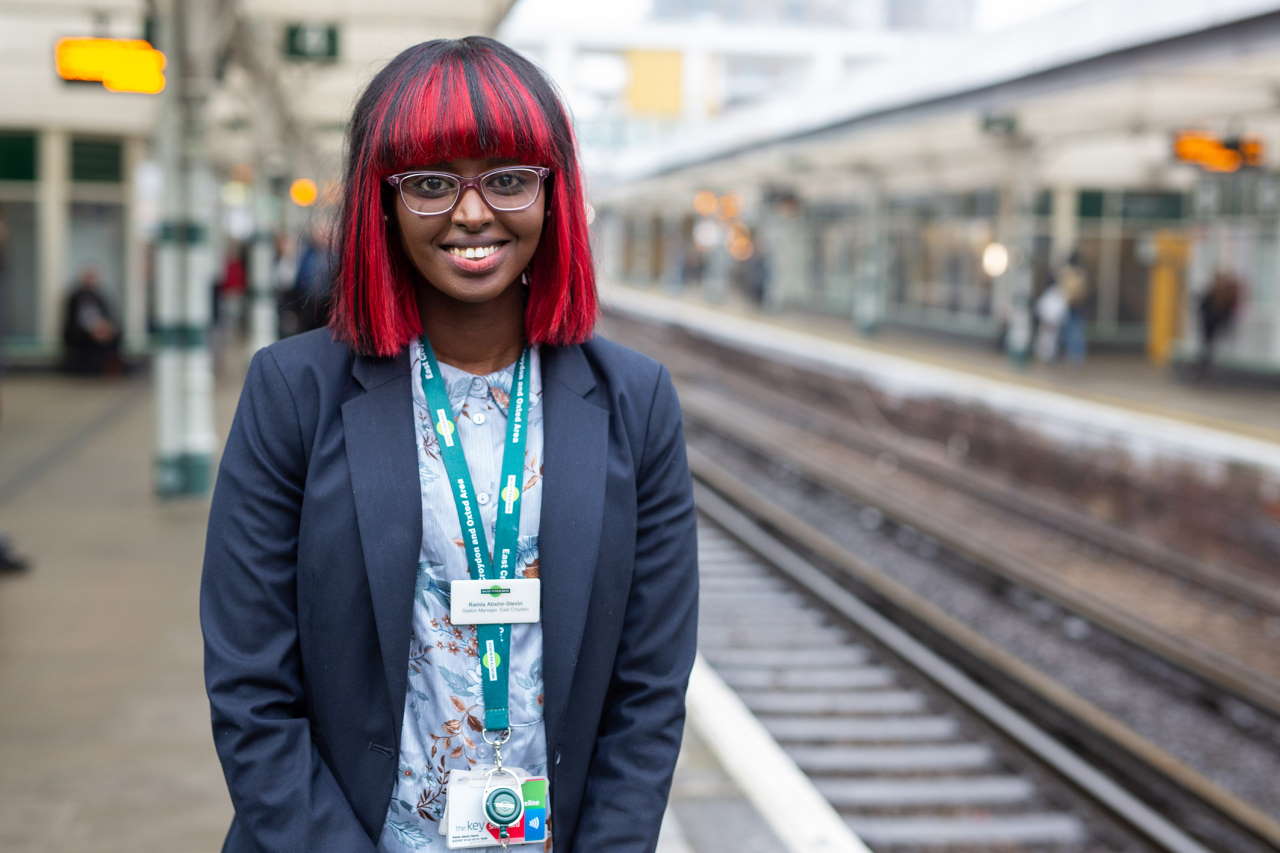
385, 165, 551, 216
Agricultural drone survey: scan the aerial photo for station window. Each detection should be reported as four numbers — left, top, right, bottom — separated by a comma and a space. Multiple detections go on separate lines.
71, 138, 123, 183
0, 132, 37, 181
1077, 189, 1187, 334
0, 201, 40, 340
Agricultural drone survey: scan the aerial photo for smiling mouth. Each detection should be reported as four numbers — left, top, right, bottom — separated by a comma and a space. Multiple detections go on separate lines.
443, 242, 508, 260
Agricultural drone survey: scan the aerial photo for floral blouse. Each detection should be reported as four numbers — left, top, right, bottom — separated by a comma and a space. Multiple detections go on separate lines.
377, 341, 550, 852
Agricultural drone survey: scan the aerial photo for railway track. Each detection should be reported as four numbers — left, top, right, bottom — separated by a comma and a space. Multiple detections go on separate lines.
691, 453, 1278, 852
601, 311, 1280, 711
596, 310, 1280, 848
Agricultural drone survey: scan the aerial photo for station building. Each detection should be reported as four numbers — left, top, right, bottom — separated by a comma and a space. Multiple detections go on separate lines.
0, 0, 513, 366
0, 1, 157, 363
596, 0, 1280, 377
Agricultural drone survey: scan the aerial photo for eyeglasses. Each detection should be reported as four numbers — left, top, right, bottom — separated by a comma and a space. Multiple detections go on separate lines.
385, 166, 551, 216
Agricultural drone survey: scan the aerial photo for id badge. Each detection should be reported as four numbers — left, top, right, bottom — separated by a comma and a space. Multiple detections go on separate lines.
443, 767, 549, 848
451, 578, 541, 625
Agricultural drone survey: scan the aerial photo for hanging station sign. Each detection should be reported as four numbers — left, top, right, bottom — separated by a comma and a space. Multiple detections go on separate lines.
1173, 131, 1264, 172
284, 23, 339, 61
54, 37, 166, 94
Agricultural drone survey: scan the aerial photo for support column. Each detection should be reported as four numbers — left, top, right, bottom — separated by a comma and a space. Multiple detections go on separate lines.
762, 199, 810, 312
854, 179, 888, 334
999, 142, 1036, 364
630, 214, 654, 286
248, 175, 278, 354
122, 137, 149, 355
661, 214, 686, 292
36, 128, 69, 358
153, 0, 215, 497
596, 209, 625, 284
1048, 184, 1076, 267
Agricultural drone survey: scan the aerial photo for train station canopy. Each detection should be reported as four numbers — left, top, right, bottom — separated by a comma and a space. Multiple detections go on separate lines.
606, 0, 1280, 201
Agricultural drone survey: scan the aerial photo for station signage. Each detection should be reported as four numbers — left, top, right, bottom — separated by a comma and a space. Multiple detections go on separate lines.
54, 37, 166, 94
1173, 131, 1263, 172
284, 24, 339, 61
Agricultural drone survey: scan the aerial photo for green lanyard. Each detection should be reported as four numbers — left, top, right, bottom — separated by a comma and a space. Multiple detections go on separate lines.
418, 335, 531, 734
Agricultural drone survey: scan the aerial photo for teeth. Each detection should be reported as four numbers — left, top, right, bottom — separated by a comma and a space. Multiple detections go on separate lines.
447, 245, 501, 260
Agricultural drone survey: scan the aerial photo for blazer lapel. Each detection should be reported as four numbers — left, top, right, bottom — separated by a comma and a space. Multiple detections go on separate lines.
539, 343, 610, 750
342, 349, 422, 736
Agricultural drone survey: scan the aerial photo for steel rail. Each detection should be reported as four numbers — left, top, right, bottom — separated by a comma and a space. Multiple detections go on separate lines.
606, 309, 1280, 617
689, 446, 1280, 852
695, 345, 1280, 618
679, 386, 1280, 720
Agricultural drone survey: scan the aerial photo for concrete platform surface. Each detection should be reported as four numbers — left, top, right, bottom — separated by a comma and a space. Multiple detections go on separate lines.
603, 282, 1280, 460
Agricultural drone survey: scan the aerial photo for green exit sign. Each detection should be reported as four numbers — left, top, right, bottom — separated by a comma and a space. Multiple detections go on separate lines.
285, 23, 338, 61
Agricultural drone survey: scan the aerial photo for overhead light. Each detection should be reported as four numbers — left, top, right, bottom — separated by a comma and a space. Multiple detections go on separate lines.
290, 178, 318, 207
981, 242, 1009, 278
693, 190, 717, 217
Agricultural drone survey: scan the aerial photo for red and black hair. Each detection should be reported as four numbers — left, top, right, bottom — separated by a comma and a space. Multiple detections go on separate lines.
330, 37, 597, 357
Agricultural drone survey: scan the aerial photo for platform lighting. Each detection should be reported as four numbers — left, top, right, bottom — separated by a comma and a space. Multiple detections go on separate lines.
289, 178, 319, 207
55, 37, 166, 94
693, 219, 722, 250
221, 181, 249, 207
718, 193, 741, 220
693, 190, 718, 217
728, 234, 754, 261
982, 242, 1009, 278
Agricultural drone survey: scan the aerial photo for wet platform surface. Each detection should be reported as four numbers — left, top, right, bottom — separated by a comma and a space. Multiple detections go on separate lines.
0, 364, 779, 852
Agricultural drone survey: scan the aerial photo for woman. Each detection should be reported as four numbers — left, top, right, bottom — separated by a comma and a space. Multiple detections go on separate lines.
201, 37, 698, 853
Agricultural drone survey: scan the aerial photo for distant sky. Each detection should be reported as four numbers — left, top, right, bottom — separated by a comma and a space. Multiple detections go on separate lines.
503, 0, 1081, 31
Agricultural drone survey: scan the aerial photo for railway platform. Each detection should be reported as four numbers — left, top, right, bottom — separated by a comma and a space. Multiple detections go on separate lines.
602, 281, 1280, 474
0, 364, 819, 853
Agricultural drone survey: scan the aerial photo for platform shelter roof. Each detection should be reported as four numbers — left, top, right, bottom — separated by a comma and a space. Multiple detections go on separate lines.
606, 0, 1280, 198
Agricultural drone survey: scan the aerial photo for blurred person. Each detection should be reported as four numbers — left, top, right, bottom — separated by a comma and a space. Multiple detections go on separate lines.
212, 242, 249, 375
1057, 250, 1090, 364
218, 241, 249, 338
1034, 279, 1067, 363
60, 266, 124, 375
1196, 269, 1243, 377
273, 232, 301, 337
200, 37, 697, 853
291, 219, 336, 333
0, 533, 30, 573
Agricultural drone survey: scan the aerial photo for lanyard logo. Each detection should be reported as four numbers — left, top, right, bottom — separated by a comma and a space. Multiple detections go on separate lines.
482, 641, 502, 680
501, 475, 520, 514
434, 409, 456, 447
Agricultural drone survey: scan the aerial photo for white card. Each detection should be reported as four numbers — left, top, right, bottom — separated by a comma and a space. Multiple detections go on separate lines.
451, 578, 540, 625
444, 767, 548, 849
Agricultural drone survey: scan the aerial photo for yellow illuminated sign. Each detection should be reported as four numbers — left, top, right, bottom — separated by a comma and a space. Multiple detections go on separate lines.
290, 178, 319, 207
1173, 131, 1263, 173
625, 50, 683, 117
55, 37, 166, 94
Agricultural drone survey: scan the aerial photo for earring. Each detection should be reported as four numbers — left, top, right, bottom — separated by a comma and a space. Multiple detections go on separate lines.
520, 271, 530, 287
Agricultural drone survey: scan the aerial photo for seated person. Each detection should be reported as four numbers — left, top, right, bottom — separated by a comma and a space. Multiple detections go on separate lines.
61, 267, 123, 375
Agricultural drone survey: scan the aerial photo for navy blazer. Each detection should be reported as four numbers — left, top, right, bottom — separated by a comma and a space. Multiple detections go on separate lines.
201, 328, 698, 852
